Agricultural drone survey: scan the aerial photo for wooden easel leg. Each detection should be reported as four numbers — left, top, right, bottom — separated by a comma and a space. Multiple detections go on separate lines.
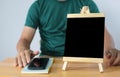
62, 61, 68, 70
98, 63, 103, 73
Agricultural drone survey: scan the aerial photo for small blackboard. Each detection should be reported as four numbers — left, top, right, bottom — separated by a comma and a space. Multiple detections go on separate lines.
64, 13, 105, 58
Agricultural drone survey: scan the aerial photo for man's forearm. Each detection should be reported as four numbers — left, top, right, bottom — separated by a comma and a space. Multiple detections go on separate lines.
16, 39, 30, 52
104, 29, 115, 52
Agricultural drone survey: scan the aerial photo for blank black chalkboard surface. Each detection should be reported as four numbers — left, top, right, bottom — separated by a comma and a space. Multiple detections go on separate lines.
64, 13, 105, 58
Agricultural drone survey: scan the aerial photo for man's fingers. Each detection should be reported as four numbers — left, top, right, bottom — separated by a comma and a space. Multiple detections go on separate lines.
24, 50, 39, 64
17, 55, 23, 67
110, 49, 118, 65
25, 50, 31, 63
106, 49, 118, 66
112, 51, 120, 66
105, 51, 112, 59
104, 51, 112, 66
15, 50, 39, 67
109, 49, 118, 65
20, 52, 27, 67
14, 57, 18, 66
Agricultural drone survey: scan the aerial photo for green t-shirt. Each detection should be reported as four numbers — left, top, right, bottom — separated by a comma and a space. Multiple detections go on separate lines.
25, 0, 99, 56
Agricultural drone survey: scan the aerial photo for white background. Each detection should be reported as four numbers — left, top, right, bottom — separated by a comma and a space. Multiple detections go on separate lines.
0, 0, 120, 61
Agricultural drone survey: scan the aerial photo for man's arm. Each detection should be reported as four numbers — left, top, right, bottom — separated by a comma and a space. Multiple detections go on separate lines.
15, 26, 39, 67
104, 28, 115, 52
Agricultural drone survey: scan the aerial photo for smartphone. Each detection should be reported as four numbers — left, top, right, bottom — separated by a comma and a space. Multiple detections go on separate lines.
28, 57, 49, 70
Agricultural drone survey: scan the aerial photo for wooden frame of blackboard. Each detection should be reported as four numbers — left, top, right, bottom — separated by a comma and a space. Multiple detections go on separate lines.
62, 13, 105, 73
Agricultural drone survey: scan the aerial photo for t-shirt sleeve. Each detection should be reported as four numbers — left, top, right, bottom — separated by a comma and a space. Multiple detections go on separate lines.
25, 1, 40, 29
87, 0, 100, 13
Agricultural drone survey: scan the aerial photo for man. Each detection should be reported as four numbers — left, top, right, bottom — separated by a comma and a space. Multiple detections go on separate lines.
15, 0, 120, 67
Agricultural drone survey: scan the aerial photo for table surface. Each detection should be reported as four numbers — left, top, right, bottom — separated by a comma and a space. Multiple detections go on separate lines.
0, 57, 120, 77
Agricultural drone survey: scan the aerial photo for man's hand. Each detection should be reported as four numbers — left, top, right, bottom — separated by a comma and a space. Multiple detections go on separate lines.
104, 49, 120, 67
15, 50, 39, 67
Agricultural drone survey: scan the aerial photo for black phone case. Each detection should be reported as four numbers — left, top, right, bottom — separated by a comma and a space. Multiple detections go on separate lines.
28, 58, 49, 70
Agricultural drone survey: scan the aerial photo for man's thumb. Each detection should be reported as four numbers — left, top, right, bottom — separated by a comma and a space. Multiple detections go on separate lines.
32, 50, 39, 56
105, 50, 112, 59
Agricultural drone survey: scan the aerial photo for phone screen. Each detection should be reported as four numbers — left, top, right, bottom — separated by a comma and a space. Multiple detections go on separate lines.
28, 58, 49, 70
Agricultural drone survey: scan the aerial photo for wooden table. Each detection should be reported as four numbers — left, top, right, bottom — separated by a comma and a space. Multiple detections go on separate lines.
0, 58, 120, 77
